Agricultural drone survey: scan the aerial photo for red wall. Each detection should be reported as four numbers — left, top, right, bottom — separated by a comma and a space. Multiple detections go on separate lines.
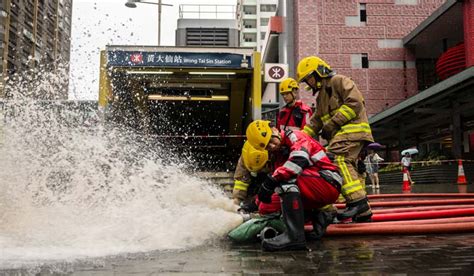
464, 0, 474, 68
294, 0, 444, 116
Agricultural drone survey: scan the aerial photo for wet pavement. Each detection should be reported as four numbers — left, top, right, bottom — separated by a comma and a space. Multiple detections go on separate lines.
3, 183, 474, 275
6, 234, 474, 275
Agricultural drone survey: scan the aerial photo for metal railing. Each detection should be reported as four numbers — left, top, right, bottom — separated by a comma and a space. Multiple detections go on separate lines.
179, 4, 236, 19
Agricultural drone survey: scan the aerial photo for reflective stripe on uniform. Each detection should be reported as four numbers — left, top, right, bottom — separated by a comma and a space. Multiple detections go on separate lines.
277, 183, 300, 194
336, 155, 363, 195
336, 155, 353, 184
233, 180, 249, 191
335, 123, 372, 136
341, 179, 363, 195
283, 160, 303, 175
318, 204, 334, 211
321, 114, 331, 124
311, 150, 327, 163
321, 109, 339, 124
287, 132, 298, 143
290, 150, 310, 162
303, 125, 316, 137
338, 104, 357, 121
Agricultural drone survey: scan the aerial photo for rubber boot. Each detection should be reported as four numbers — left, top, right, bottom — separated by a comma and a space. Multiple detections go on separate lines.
353, 209, 373, 222
337, 197, 370, 221
262, 192, 306, 252
309, 209, 336, 240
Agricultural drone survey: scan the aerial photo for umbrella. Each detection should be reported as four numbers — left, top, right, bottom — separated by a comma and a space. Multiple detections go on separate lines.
367, 142, 384, 150
401, 148, 419, 155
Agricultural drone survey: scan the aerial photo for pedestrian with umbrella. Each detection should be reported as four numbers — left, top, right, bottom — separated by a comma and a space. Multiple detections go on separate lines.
365, 143, 384, 188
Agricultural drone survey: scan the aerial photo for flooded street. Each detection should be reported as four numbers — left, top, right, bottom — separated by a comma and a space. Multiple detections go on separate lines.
1, 182, 474, 275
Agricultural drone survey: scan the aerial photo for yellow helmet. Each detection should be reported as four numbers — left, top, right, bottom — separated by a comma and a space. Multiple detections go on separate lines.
279, 78, 298, 94
245, 120, 272, 150
296, 56, 332, 83
242, 141, 268, 172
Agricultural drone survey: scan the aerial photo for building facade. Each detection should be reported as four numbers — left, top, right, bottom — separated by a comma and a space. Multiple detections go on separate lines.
293, 0, 445, 116
369, 0, 474, 160
175, 4, 239, 47
237, 0, 278, 51
0, 0, 72, 98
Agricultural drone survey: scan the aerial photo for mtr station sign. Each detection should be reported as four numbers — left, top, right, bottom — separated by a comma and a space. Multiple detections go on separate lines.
107, 51, 252, 69
264, 63, 288, 83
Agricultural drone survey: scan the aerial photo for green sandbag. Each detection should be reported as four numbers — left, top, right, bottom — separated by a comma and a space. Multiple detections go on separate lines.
228, 214, 286, 243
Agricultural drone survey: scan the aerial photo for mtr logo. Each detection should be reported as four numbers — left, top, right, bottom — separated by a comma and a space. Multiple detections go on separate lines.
130, 53, 143, 64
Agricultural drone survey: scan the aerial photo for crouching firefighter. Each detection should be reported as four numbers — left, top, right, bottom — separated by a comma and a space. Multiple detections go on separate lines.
232, 141, 281, 215
296, 56, 375, 222
246, 120, 342, 251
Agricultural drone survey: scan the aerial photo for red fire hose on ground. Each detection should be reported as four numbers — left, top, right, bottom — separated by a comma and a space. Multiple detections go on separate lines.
321, 194, 474, 235
368, 193, 474, 200
336, 199, 474, 209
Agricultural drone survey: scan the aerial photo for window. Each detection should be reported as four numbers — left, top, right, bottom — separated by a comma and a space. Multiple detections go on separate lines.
260, 4, 276, 12
243, 5, 256, 15
261, 32, 266, 40
243, 19, 256, 28
260, 18, 269, 26
360, 3, 367, 22
243, 33, 256, 42
361, 53, 369, 68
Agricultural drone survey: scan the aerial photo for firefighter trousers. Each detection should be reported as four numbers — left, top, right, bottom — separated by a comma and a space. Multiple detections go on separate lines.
327, 140, 366, 203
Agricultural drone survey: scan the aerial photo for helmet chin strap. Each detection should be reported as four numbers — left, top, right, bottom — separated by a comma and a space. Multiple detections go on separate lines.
288, 92, 296, 106
271, 129, 281, 141
309, 72, 324, 96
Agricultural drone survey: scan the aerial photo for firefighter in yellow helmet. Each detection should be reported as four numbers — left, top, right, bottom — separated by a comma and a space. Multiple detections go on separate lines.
296, 56, 374, 222
232, 141, 282, 214
232, 141, 269, 206
246, 120, 342, 251
277, 78, 313, 131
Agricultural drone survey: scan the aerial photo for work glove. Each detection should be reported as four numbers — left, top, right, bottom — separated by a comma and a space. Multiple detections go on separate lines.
321, 120, 340, 141
238, 200, 259, 214
258, 174, 278, 204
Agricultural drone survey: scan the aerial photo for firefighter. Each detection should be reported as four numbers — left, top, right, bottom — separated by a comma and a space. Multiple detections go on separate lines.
276, 78, 313, 131
246, 120, 342, 251
296, 56, 374, 222
232, 141, 281, 215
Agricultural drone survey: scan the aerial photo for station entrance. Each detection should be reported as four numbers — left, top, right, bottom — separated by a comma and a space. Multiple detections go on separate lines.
99, 46, 261, 169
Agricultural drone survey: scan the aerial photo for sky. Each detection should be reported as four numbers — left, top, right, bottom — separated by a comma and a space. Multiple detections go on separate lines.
69, 0, 237, 100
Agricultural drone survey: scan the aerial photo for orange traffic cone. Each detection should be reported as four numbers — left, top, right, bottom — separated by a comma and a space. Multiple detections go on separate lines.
457, 159, 467, 185
402, 167, 411, 192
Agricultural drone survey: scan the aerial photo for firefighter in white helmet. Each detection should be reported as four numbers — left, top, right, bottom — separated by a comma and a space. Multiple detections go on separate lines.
296, 56, 374, 222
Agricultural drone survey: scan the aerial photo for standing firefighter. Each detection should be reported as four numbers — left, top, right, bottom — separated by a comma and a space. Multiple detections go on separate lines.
296, 56, 374, 222
276, 78, 313, 131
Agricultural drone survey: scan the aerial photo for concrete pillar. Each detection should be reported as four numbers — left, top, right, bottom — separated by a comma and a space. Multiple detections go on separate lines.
451, 101, 463, 159
464, 0, 474, 67
398, 120, 406, 150
278, 0, 295, 108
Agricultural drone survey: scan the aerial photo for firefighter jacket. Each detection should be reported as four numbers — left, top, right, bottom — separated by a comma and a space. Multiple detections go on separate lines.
272, 129, 339, 184
303, 74, 374, 144
276, 100, 313, 132
233, 155, 272, 203
233, 156, 253, 203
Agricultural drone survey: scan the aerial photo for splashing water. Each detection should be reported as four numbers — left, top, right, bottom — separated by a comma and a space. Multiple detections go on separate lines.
0, 72, 242, 269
